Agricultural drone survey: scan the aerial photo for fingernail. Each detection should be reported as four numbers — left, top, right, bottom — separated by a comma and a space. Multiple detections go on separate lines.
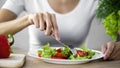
56, 36, 60, 41
104, 54, 107, 60
55, 35, 60, 41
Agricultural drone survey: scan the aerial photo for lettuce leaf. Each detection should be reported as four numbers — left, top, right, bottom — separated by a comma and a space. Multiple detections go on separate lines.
41, 43, 56, 58
118, 11, 120, 33
61, 45, 71, 56
69, 45, 95, 60
82, 45, 95, 58
103, 12, 118, 41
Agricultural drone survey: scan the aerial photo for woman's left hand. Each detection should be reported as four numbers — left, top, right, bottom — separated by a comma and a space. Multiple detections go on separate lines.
102, 41, 120, 60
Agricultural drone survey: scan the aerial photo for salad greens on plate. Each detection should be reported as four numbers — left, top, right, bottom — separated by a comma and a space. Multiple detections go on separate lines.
38, 43, 96, 60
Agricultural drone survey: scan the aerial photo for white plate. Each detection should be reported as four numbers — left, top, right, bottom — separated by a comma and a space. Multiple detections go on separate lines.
28, 48, 104, 64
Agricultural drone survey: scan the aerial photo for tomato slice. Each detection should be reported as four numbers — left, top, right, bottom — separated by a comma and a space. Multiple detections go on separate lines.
77, 50, 89, 57
83, 52, 89, 56
56, 48, 61, 53
38, 53, 42, 57
77, 50, 84, 57
54, 52, 67, 59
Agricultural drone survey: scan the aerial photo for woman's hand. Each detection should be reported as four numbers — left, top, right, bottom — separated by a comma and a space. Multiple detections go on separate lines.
28, 12, 60, 40
102, 41, 120, 60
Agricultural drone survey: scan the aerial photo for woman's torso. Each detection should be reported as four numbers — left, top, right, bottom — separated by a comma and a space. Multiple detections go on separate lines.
24, 0, 98, 47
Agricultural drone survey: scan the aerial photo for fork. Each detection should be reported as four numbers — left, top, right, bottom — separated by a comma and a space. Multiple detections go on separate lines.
51, 36, 77, 56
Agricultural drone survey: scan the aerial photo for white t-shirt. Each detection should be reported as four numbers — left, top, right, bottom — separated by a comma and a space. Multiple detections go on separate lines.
2, 0, 98, 55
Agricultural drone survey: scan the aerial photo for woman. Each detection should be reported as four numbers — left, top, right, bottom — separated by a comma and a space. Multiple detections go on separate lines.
0, 0, 119, 60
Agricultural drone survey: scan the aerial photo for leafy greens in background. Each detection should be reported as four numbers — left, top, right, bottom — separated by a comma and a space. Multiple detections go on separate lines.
96, 0, 120, 41
97, 0, 120, 19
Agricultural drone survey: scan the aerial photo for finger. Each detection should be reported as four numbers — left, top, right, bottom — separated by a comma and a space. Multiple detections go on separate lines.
108, 44, 117, 60
109, 42, 120, 60
28, 14, 34, 25
51, 14, 60, 41
44, 12, 52, 36
101, 44, 107, 54
33, 13, 40, 28
116, 41, 120, 45
113, 47, 120, 60
39, 13, 45, 31
104, 42, 115, 60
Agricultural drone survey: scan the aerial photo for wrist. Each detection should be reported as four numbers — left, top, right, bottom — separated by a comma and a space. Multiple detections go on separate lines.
26, 14, 33, 25
19, 15, 32, 27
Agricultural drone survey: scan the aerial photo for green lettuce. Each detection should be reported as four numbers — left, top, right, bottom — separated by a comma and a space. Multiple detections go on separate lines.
69, 45, 95, 60
61, 45, 71, 56
118, 11, 120, 33
80, 45, 95, 59
102, 11, 120, 41
38, 43, 56, 58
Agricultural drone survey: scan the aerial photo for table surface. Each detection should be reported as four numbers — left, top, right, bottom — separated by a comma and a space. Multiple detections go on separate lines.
13, 46, 120, 68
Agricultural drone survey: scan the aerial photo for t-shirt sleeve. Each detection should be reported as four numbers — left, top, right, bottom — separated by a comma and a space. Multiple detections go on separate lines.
1, 0, 25, 16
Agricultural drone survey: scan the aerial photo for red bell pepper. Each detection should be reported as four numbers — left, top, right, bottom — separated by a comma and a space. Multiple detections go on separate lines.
0, 34, 14, 58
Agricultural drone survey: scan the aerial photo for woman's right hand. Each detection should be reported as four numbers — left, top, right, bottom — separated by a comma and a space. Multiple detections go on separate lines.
28, 12, 60, 40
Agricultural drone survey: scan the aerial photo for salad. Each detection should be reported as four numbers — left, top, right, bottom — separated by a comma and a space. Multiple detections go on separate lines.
37, 43, 96, 60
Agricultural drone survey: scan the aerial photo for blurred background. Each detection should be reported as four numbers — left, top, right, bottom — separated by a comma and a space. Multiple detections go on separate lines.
0, 0, 112, 52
